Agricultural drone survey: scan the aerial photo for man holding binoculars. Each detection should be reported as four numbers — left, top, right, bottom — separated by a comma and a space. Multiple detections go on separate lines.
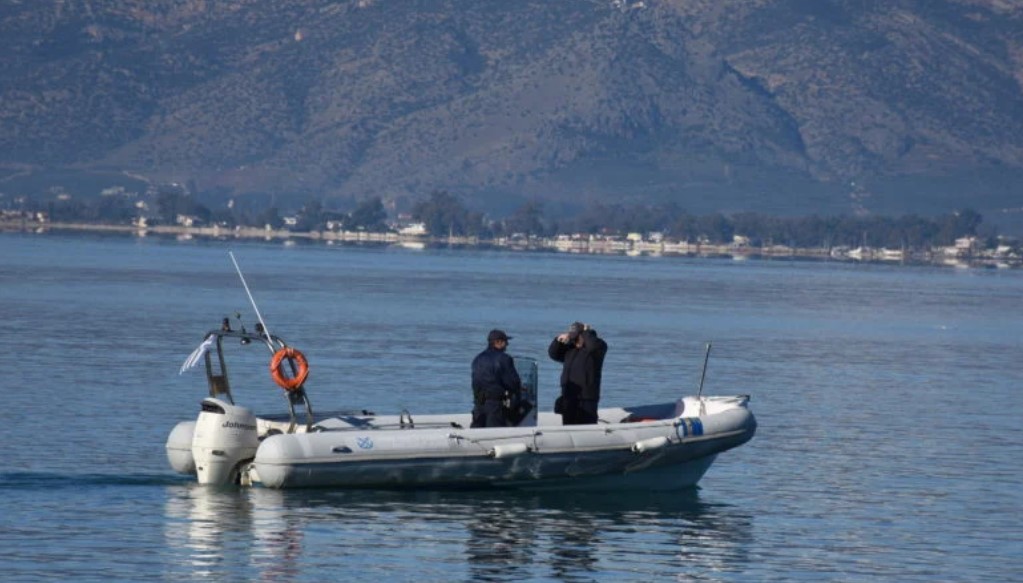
548, 321, 608, 425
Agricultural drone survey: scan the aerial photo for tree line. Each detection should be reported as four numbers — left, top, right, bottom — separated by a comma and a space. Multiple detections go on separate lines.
409, 191, 989, 250
13, 187, 992, 250
20, 186, 389, 233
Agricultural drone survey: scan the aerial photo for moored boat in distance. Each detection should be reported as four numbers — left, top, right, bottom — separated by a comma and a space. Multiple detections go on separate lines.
166, 321, 756, 491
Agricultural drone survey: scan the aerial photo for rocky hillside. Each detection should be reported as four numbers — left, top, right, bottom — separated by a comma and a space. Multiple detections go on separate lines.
0, 0, 1021, 223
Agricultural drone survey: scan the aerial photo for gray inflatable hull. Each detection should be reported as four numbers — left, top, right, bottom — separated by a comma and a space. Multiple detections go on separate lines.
250, 401, 755, 491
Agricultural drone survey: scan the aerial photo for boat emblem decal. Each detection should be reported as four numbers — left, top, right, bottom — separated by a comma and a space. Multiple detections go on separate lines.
356, 436, 374, 450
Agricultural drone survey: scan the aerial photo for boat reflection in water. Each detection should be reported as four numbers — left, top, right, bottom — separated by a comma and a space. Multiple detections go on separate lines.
163, 486, 753, 580
163, 486, 303, 582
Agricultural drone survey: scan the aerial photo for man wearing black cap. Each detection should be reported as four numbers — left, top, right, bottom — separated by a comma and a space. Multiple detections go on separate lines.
471, 329, 523, 428
549, 322, 608, 425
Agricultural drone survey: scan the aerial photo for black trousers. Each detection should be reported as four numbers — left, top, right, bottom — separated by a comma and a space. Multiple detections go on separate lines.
560, 398, 598, 425
471, 400, 507, 428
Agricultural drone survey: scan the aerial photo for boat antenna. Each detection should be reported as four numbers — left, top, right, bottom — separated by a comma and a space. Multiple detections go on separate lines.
697, 342, 711, 415
229, 251, 275, 353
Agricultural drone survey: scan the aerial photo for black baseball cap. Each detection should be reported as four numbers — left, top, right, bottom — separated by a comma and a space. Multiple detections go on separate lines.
487, 329, 512, 342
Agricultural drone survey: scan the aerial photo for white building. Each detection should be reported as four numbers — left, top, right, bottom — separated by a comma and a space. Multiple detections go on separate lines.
399, 222, 427, 236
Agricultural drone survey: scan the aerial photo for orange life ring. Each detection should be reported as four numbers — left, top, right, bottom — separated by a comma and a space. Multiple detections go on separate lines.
270, 347, 309, 391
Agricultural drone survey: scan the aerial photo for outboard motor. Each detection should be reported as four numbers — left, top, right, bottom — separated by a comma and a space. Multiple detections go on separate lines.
191, 398, 259, 486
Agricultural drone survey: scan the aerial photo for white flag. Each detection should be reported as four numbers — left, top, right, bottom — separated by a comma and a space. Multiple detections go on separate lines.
180, 334, 216, 374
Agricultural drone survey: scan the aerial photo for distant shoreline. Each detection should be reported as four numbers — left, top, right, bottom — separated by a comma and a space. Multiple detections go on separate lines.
2, 219, 1019, 269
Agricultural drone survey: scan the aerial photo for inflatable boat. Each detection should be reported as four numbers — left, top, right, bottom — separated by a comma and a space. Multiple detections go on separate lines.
166, 323, 756, 490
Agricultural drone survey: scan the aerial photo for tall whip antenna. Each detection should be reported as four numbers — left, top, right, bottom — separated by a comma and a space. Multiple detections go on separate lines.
229, 251, 275, 353
697, 342, 712, 415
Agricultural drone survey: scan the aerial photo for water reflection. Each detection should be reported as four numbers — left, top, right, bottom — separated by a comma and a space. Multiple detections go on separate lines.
163, 486, 303, 582
548, 508, 599, 581
163, 486, 245, 575
163, 486, 754, 580
249, 489, 303, 582
465, 499, 538, 582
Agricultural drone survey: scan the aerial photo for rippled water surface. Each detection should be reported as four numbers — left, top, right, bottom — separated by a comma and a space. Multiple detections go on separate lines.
1, 232, 1021, 582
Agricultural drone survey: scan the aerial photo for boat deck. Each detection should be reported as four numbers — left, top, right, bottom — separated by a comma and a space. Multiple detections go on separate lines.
256, 396, 748, 434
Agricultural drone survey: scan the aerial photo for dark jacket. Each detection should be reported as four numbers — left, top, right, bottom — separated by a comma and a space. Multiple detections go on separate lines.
471, 346, 522, 405
548, 330, 608, 401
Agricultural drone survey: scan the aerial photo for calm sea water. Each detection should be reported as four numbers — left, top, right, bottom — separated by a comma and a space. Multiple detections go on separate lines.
0, 231, 1020, 582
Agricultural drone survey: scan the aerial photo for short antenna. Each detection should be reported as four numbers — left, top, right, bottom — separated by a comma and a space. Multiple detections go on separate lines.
229, 251, 275, 353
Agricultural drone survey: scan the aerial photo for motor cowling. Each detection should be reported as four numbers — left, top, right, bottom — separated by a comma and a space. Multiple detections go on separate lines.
191, 398, 259, 486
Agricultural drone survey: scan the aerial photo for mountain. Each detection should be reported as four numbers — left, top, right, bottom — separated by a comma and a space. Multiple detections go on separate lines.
1, 0, 1021, 228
